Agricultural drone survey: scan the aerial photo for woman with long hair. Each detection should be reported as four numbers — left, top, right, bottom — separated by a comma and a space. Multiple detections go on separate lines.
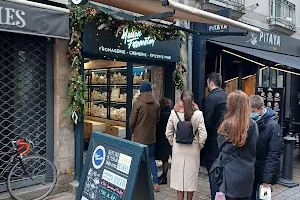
211, 91, 258, 200
166, 90, 207, 200
155, 97, 173, 185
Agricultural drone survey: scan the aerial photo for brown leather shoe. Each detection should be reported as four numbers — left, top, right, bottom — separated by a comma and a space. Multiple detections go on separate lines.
153, 184, 160, 192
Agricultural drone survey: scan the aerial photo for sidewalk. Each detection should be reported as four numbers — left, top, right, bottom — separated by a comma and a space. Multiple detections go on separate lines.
47, 157, 300, 200
154, 155, 300, 200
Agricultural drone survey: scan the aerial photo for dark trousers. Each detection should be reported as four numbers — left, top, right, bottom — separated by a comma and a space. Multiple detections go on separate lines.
206, 159, 219, 200
249, 180, 261, 200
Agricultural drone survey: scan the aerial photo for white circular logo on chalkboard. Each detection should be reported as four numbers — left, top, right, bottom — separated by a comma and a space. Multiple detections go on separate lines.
92, 146, 106, 169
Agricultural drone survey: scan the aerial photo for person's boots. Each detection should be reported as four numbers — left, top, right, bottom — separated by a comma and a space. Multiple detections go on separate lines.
158, 175, 167, 185
153, 184, 160, 192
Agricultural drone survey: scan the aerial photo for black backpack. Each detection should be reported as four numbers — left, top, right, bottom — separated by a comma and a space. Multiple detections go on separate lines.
175, 112, 195, 144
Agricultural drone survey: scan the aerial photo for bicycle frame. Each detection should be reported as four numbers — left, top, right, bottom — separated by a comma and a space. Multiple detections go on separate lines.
0, 141, 30, 180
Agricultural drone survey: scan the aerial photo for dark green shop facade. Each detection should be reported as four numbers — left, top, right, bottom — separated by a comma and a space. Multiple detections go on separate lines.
75, 22, 180, 180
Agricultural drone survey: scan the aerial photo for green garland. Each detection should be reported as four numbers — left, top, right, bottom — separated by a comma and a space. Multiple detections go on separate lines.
67, 6, 185, 124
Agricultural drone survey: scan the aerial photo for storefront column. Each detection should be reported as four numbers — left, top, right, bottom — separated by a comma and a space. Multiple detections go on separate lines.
53, 39, 75, 192
192, 22, 207, 109
126, 62, 133, 140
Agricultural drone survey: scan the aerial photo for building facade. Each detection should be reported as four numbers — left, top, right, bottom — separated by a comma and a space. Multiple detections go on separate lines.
188, 0, 300, 129
0, 0, 75, 196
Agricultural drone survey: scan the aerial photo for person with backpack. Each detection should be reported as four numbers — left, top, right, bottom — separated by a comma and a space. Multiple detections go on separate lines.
166, 90, 207, 200
209, 91, 258, 200
249, 95, 282, 200
202, 72, 227, 200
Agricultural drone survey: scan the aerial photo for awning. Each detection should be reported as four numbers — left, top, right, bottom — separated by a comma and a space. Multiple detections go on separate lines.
209, 40, 300, 71
93, 0, 260, 32
1, 0, 69, 39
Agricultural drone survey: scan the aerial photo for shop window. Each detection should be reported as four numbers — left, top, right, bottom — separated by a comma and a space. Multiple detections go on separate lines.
83, 60, 166, 153
277, 71, 284, 87
262, 67, 270, 87
271, 68, 277, 87
258, 67, 285, 89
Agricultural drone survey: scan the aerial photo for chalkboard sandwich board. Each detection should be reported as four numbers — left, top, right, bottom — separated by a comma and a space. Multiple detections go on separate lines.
76, 132, 154, 200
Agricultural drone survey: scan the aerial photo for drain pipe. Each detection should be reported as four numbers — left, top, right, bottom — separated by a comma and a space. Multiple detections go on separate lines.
187, 21, 193, 90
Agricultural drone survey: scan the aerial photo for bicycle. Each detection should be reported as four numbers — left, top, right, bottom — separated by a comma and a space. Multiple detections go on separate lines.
0, 139, 57, 200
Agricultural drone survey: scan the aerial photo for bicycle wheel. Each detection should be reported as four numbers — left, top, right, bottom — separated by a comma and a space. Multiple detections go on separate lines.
7, 155, 57, 200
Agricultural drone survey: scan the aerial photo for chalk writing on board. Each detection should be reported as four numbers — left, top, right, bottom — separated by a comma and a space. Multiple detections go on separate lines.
117, 153, 132, 174
98, 187, 120, 200
83, 168, 101, 200
101, 180, 124, 196
102, 169, 127, 190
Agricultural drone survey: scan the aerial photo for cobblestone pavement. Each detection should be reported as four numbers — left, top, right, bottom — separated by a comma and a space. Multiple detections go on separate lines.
47, 156, 300, 200
154, 155, 300, 200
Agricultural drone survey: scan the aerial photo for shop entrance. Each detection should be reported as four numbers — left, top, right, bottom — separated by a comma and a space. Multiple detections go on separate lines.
0, 33, 49, 192
83, 58, 174, 152
205, 41, 300, 128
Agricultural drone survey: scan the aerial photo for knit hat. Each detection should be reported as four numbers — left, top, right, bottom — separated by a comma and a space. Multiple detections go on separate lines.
140, 81, 152, 93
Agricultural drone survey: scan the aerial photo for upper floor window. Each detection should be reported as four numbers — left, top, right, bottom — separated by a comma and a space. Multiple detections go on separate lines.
270, 0, 296, 23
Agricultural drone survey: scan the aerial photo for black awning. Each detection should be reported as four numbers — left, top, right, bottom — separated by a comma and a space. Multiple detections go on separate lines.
0, 1, 69, 39
209, 40, 300, 71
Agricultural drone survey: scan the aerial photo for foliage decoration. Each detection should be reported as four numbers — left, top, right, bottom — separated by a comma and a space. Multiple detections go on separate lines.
67, 5, 185, 124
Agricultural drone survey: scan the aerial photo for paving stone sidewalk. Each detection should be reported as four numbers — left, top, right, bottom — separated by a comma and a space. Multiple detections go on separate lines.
48, 156, 300, 200
155, 155, 300, 200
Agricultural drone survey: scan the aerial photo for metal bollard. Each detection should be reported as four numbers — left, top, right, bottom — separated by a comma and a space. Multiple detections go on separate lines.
278, 135, 299, 188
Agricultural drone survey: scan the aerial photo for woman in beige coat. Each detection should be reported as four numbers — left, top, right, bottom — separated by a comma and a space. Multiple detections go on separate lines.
166, 90, 207, 200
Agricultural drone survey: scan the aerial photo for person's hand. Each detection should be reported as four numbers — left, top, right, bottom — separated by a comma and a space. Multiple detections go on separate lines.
263, 183, 271, 188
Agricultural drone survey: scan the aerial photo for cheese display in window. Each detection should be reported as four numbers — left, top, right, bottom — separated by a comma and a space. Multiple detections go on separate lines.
111, 72, 127, 84
91, 104, 107, 118
110, 107, 126, 122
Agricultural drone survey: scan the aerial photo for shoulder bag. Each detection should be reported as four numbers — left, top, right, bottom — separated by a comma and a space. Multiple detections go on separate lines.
209, 147, 242, 188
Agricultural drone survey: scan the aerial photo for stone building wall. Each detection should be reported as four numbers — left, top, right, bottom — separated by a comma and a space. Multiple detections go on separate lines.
53, 39, 75, 193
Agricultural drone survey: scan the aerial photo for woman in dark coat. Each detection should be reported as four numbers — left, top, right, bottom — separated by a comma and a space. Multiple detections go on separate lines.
211, 91, 258, 200
155, 97, 172, 185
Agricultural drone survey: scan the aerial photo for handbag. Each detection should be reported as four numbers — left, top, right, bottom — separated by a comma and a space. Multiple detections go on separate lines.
259, 185, 272, 200
215, 192, 226, 200
209, 147, 242, 188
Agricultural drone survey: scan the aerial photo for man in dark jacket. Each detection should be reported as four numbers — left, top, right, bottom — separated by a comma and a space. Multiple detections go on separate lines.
129, 81, 160, 192
249, 95, 282, 200
202, 72, 227, 200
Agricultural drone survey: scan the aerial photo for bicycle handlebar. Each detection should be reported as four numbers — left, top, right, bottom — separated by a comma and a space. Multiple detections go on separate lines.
12, 139, 34, 156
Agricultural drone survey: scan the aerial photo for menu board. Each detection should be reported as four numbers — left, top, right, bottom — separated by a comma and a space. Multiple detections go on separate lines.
81, 142, 132, 200
77, 132, 154, 200
257, 87, 285, 125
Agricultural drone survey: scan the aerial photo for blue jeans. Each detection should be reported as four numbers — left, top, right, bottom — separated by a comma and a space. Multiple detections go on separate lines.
148, 144, 158, 184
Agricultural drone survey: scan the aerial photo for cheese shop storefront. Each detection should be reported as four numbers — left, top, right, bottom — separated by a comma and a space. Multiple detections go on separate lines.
81, 19, 180, 149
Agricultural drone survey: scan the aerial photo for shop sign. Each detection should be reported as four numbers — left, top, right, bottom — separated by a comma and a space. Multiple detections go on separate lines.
76, 132, 154, 200
208, 24, 229, 32
246, 32, 281, 50
83, 23, 180, 62
121, 28, 156, 49
0, 1, 69, 39
209, 26, 300, 57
